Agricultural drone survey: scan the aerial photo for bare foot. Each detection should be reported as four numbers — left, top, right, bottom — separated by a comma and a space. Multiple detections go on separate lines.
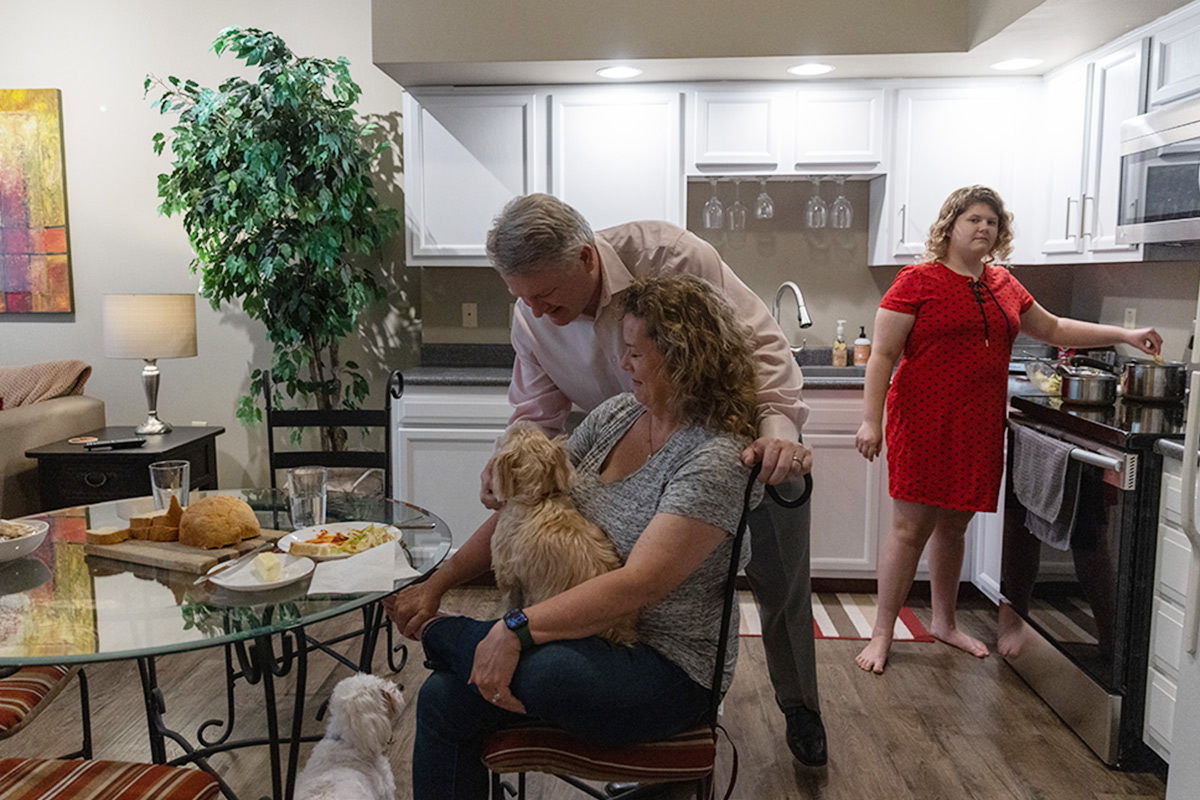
996, 603, 1029, 658
930, 623, 989, 658
855, 634, 892, 674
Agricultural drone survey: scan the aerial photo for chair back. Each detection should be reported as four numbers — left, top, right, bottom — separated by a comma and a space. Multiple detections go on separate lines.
262, 370, 403, 496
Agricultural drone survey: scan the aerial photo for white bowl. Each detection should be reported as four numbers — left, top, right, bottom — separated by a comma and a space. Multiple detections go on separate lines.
0, 520, 50, 563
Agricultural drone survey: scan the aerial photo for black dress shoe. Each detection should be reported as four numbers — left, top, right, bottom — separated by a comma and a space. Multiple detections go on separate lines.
784, 706, 828, 766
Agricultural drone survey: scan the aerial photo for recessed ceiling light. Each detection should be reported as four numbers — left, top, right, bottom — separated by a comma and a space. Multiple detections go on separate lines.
787, 63, 834, 77
596, 66, 643, 80
991, 57, 1043, 71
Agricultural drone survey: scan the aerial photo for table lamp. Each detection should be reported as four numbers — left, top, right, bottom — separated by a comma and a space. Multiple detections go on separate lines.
103, 293, 198, 434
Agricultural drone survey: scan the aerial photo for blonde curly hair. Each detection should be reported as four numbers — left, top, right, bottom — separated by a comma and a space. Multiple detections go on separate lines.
923, 185, 1014, 264
621, 275, 759, 440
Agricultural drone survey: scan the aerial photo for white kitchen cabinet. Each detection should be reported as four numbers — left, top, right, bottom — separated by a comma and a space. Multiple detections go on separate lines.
969, 472, 1007, 603
402, 90, 540, 266
804, 391, 884, 577
868, 81, 1039, 266
550, 89, 684, 230
1039, 62, 1091, 257
690, 89, 785, 171
794, 87, 886, 171
394, 384, 512, 550
1086, 42, 1147, 257
1149, 5, 1200, 106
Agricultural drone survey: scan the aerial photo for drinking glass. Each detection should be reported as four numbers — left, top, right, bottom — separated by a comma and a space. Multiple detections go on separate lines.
288, 466, 328, 529
703, 178, 724, 230
754, 178, 774, 220
805, 177, 827, 229
831, 176, 853, 229
728, 179, 747, 231
149, 460, 190, 510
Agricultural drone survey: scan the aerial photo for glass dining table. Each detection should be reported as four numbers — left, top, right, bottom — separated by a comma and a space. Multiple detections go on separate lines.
0, 488, 452, 800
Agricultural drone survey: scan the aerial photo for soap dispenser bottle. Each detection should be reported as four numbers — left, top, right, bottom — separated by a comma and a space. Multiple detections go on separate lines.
832, 320, 848, 367
854, 325, 872, 365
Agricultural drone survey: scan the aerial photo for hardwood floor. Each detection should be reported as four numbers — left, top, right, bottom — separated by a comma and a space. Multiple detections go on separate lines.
0, 587, 1168, 799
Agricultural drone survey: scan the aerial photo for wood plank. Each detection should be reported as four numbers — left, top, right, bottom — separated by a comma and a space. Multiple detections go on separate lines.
82, 530, 288, 574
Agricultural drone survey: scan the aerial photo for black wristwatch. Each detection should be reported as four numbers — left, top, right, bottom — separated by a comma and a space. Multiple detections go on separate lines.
503, 607, 534, 650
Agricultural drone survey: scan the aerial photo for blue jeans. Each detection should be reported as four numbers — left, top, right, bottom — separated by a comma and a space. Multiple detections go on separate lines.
412, 615, 710, 800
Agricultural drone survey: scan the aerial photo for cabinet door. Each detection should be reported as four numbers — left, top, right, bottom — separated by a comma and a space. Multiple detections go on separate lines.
691, 90, 783, 172
886, 85, 1019, 260
807, 431, 883, 575
396, 427, 505, 551
550, 90, 683, 229
1149, 9, 1200, 107
1040, 63, 1091, 257
1085, 41, 1146, 258
794, 88, 886, 171
403, 92, 539, 265
969, 470, 1007, 603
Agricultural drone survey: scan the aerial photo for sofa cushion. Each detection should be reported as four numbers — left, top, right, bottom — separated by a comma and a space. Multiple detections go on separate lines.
0, 361, 92, 408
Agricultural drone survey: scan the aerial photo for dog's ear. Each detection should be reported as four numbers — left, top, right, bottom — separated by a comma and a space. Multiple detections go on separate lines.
490, 445, 520, 502
332, 675, 399, 753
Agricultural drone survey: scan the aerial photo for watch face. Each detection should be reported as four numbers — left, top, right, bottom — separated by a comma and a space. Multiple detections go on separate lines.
504, 608, 528, 629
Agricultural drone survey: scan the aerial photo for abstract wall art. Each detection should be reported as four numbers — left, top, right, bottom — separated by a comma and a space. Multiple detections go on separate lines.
0, 89, 73, 314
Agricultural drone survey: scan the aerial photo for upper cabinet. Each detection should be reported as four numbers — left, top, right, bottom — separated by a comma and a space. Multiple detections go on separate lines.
1037, 39, 1148, 264
1149, 4, 1200, 106
868, 81, 1040, 265
402, 91, 540, 266
686, 85, 886, 177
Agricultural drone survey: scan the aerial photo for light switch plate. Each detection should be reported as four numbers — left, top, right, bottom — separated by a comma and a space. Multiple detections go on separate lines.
462, 302, 478, 328
1124, 307, 1137, 329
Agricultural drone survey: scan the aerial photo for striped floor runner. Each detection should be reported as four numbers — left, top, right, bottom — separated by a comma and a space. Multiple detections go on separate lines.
738, 591, 935, 642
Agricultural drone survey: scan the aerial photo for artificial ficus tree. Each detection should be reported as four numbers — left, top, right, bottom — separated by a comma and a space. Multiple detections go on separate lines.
146, 26, 399, 448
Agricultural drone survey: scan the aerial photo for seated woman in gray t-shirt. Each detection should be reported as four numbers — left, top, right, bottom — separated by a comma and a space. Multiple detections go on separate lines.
390, 275, 764, 800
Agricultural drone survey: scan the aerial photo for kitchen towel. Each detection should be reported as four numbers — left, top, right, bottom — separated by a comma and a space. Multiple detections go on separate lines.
1012, 425, 1081, 550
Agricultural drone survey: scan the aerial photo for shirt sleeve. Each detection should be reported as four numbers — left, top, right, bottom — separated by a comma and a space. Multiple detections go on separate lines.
665, 229, 809, 442
657, 436, 761, 538
880, 265, 925, 316
508, 307, 574, 437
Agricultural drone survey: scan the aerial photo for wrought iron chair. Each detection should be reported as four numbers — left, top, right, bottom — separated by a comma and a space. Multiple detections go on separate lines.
261, 369, 408, 676
0, 665, 91, 760
481, 468, 812, 800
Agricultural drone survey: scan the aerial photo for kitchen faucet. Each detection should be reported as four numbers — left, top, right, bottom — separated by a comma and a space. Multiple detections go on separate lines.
773, 281, 813, 354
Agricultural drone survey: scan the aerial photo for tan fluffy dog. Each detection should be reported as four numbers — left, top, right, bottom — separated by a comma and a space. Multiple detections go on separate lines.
488, 422, 636, 646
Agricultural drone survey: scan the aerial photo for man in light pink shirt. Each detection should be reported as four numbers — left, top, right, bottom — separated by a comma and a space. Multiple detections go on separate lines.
486, 194, 826, 766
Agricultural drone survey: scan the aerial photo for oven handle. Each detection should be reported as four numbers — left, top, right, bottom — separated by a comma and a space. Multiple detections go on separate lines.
1007, 418, 1125, 474
1180, 371, 1200, 654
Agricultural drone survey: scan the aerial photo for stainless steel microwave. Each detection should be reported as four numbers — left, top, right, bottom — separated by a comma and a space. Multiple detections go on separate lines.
1118, 94, 1200, 244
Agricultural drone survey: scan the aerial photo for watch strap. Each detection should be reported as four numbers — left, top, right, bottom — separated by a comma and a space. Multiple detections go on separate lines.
504, 608, 534, 650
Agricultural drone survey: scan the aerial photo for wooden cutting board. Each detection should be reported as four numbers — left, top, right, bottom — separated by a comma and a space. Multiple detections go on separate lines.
83, 529, 288, 574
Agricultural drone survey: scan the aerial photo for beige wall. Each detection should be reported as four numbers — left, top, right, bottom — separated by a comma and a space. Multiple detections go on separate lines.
0, 0, 418, 490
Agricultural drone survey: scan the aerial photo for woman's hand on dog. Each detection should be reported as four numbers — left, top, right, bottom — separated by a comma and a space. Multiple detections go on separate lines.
479, 462, 503, 510
382, 584, 443, 640
470, 621, 527, 713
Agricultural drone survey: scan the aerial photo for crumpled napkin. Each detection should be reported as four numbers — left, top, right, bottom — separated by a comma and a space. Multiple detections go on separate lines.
307, 541, 421, 595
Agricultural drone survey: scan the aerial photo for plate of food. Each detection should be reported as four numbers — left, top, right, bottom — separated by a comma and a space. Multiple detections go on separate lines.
0, 519, 49, 563
279, 522, 402, 560
208, 551, 315, 592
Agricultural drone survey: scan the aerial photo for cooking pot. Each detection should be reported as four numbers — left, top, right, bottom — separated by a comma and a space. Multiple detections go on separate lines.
1121, 359, 1187, 402
1055, 363, 1118, 406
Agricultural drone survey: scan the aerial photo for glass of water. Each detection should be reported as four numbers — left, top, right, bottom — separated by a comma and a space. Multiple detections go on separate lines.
149, 460, 190, 510
288, 466, 328, 529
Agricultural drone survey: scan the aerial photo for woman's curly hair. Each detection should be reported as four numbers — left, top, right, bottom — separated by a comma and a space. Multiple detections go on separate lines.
923, 184, 1014, 264
622, 275, 759, 439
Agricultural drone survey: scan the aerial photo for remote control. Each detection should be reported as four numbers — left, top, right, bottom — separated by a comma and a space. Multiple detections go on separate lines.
84, 437, 147, 450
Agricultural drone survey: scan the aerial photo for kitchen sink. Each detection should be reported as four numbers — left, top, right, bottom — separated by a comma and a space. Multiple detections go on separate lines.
800, 365, 866, 378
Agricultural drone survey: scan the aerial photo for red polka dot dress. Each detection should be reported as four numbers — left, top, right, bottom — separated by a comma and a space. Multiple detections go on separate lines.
881, 262, 1034, 512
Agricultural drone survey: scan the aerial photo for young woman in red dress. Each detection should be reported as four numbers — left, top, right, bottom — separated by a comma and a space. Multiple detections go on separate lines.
854, 185, 1164, 674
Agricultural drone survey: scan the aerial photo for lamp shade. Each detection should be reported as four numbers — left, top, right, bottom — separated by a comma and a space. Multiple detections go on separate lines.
103, 294, 198, 360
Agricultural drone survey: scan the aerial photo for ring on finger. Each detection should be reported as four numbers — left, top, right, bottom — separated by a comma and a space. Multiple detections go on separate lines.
492, 692, 501, 703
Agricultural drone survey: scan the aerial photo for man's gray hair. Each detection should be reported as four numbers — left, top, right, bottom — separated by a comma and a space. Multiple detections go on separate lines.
486, 194, 595, 276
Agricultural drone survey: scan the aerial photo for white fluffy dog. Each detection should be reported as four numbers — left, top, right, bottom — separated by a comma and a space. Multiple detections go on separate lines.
488, 421, 636, 646
294, 673, 405, 800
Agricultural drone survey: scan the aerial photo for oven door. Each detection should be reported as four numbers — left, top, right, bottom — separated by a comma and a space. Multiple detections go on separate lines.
1001, 420, 1140, 693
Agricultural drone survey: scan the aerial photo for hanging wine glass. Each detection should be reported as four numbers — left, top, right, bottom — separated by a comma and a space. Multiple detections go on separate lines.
805, 176, 827, 229
754, 177, 774, 220
728, 178, 747, 231
831, 175, 853, 229
703, 178, 724, 230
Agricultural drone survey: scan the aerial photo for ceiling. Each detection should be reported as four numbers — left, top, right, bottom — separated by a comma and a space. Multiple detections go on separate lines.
373, 0, 1194, 87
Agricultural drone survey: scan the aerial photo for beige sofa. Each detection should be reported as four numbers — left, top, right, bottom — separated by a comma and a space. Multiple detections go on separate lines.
0, 361, 106, 518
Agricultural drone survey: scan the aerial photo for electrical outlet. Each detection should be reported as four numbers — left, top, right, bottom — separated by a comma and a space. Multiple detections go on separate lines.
1123, 307, 1137, 329
462, 302, 478, 328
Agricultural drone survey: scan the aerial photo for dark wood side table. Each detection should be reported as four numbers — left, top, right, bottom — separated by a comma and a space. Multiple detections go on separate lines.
25, 425, 225, 509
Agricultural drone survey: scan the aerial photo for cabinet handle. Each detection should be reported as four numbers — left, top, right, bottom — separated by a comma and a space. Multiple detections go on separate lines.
898, 204, 907, 248
1064, 196, 1078, 240
84, 472, 108, 488
1081, 194, 1093, 239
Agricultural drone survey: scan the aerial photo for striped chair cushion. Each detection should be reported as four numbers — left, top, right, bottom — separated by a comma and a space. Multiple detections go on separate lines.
480, 723, 716, 783
0, 666, 76, 738
0, 758, 219, 800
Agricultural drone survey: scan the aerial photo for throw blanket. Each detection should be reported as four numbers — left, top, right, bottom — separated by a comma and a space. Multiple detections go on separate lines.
0, 361, 92, 408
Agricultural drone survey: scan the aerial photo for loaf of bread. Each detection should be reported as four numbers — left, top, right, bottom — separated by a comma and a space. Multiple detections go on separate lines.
179, 495, 261, 549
